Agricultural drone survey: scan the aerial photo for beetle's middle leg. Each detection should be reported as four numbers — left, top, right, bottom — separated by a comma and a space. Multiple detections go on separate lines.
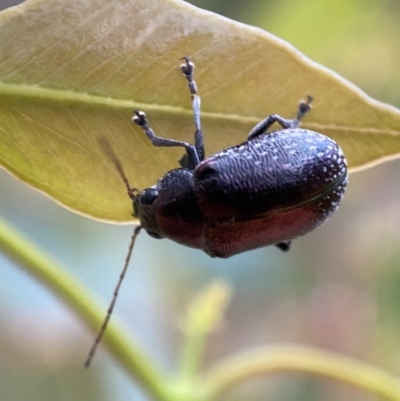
247, 96, 313, 140
180, 57, 205, 162
132, 110, 200, 170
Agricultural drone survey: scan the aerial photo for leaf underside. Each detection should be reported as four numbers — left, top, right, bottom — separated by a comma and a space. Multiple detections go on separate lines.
1, 0, 400, 221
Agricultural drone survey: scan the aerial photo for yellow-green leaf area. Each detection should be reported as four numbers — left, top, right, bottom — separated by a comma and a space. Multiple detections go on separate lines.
1, 0, 400, 221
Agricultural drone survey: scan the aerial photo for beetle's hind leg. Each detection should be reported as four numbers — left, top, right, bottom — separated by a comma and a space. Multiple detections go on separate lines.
180, 57, 205, 163
132, 110, 200, 170
247, 96, 313, 140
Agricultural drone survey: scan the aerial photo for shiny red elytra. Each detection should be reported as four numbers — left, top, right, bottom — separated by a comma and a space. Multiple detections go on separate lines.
85, 57, 348, 366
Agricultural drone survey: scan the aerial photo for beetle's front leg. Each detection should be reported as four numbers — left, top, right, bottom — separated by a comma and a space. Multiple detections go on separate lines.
132, 110, 200, 169
180, 57, 204, 162
247, 96, 313, 140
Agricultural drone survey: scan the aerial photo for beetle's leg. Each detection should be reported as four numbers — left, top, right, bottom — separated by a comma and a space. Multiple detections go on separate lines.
275, 241, 291, 252
247, 96, 313, 140
180, 57, 204, 161
133, 110, 200, 169
248, 114, 292, 140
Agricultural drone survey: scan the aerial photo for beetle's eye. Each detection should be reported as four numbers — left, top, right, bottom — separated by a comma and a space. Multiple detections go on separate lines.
140, 188, 158, 205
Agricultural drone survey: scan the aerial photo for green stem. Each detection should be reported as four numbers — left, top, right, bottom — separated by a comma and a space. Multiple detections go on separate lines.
0, 216, 175, 401
177, 281, 232, 384
179, 331, 207, 381
204, 344, 400, 401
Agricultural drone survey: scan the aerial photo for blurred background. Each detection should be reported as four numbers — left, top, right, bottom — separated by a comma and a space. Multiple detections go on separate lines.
1, 0, 400, 400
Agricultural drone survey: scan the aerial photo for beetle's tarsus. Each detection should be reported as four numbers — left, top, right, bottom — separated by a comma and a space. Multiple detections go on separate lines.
297, 96, 313, 121
132, 110, 147, 127
180, 56, 195, 84
180, 57, 197, 95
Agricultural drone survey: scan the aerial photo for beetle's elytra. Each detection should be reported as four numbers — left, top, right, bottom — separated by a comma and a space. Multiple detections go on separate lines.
86, 57, 348, 367
131, 57, 348, 258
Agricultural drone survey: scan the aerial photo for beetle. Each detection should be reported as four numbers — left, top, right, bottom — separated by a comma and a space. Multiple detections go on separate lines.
131, 57, 348, 257
85, 57, 348, 366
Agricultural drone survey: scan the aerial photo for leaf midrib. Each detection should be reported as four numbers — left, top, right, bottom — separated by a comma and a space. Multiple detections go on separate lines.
1, 81, 400, 138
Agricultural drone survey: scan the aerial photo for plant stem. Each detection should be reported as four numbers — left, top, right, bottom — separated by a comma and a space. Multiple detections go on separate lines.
0, 216, 175, 401
204, 344, 400, 401
179, 331, 207, 381
178, 282, 231, 381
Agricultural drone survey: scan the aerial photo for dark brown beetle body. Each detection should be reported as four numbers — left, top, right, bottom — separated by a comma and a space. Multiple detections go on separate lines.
131, 58, 348, 258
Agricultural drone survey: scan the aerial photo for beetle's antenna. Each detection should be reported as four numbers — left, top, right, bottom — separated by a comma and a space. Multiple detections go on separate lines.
84, 225, 142, 368
85, 138, 142, 367
98, 137, 139, 201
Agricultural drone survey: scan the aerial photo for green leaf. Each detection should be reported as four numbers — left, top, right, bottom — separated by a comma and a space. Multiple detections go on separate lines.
1, 0, 400, 221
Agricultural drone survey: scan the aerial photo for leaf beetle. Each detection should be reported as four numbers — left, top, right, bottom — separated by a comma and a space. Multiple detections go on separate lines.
86, 57, 348, 366
131, 57, 348, 257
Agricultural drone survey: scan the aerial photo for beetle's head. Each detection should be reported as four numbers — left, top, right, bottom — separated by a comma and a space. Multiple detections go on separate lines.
131, 186, 162, 239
